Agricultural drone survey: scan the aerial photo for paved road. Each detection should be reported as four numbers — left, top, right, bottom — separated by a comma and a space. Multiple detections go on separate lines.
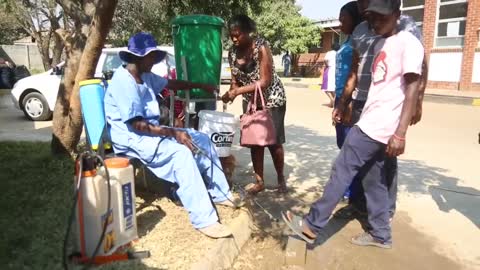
224, 86, 480, 270
1, 85, 479, 269
0, 89, 52, 141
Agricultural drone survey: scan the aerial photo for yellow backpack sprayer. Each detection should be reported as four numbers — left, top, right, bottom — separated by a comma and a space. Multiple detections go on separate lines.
63, 79, 149, 269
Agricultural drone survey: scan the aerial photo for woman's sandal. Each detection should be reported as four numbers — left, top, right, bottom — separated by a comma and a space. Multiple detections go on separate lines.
246, 182, 265, 195
281, 210, 317, 244
277, 182, 288, 194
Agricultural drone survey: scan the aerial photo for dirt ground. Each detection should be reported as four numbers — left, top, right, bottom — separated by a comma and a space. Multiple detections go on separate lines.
87, 185, 241, 270
230, 190, 465, 270
227, 151, 470, 270
131, 193, 239, 270
2, 85, 479, 269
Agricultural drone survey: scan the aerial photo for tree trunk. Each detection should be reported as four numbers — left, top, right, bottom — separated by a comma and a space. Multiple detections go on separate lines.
33, 31, 53, 71
51, 33, 65, 66
51, 0, 118, 157
51, 19, 65, 66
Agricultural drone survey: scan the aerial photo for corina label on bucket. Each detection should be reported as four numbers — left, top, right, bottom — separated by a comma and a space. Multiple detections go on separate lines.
211, 132, 234, 147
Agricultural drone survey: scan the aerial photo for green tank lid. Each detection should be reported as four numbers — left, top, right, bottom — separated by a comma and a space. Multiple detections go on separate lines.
171, 15, 224, 26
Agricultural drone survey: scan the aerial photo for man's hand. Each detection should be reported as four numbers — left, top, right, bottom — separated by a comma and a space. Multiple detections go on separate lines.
173, 130, 194, 151
385, 135, 406, 157
332, 107, 343, 124
410, 103, 422, 125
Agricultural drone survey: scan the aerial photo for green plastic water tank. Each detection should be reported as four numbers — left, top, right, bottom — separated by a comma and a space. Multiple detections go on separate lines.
171, 15, 224, 98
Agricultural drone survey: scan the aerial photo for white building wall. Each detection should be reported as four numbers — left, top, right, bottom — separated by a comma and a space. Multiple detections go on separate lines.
428, 52, 463, 82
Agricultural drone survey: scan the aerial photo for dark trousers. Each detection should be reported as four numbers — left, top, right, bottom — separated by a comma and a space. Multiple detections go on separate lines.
305, 126, 392, 243
350, 156, 397, 215
334, 98, 354, 196
334, 98, 352, 149
349, 99, 398, 216
284, 64, 290, 77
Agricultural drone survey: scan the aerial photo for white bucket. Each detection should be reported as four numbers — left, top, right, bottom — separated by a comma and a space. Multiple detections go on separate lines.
198, 110, 239, 157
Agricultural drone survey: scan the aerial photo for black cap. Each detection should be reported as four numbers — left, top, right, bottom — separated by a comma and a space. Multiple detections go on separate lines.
365, 0, 401, 15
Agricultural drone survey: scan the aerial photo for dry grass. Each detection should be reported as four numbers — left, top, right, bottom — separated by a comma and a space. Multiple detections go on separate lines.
123, 196, 239, 270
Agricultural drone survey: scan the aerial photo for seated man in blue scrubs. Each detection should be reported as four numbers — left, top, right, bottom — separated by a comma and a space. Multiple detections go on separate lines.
104, 32, 240, 238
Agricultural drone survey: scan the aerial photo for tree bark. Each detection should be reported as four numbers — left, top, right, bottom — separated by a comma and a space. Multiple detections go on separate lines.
51, 0, 118, 157
38, 32, 53, 70
50, 17, 65, 66
51, 33, 65, 66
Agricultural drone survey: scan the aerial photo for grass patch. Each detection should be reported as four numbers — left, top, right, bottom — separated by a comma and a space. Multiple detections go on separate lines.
0, 142, 175, 270
29, 69, 46, 75
0, 141, 73, 269
0, 141, 234, 270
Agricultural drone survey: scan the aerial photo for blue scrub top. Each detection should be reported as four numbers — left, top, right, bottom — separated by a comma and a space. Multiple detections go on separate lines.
335, 37, 353, 98
104, 66, 168, 159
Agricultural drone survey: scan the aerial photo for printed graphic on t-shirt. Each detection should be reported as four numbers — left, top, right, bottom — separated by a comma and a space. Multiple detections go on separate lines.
372, 51, 387, 85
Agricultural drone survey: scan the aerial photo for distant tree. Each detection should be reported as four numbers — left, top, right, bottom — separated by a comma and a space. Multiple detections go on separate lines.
109, 0, 262, 46
0, 0, 64, 69
0, 8, 27, 44
254, 0, 321, 54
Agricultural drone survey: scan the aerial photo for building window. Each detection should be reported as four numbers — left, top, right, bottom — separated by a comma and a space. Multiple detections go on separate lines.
332, 32, 347, 47
402, 0, 425, 35
435, 0, 468, 47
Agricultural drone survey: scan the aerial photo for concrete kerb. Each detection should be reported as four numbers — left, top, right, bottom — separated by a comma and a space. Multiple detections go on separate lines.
190, 209, 253, 270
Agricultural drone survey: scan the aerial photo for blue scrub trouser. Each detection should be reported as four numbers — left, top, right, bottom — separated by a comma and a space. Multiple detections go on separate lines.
127, 129, 232, 229
305, 126, 392, 243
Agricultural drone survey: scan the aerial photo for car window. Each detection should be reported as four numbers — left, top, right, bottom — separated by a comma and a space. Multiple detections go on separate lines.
165, 54, 175, 68
101, 52, 175, 74
102, 53, 124, 73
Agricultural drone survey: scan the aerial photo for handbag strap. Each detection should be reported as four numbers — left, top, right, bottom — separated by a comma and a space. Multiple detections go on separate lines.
253, 81, 266, 109
248, 81, 265, 112
247, 81, 266, 114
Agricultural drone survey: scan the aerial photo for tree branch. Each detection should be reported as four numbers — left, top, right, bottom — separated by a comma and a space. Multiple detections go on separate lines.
55, 0, 90, 25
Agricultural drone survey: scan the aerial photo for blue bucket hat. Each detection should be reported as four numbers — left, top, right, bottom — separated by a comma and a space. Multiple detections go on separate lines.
119, 32, 167, 64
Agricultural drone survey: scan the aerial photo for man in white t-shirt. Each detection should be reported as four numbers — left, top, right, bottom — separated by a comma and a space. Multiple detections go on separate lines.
283, 0, 423, 249
332, 0, 427, 224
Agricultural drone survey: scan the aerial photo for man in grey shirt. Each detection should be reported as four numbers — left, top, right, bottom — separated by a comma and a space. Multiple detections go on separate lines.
332, 0, 428, 219
351, 14, 424, 106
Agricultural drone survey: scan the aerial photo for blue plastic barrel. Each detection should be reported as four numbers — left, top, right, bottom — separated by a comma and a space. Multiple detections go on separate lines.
79, 79, 106, 150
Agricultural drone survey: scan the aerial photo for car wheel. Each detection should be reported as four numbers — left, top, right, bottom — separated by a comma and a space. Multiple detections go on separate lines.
22, 92, 52, 121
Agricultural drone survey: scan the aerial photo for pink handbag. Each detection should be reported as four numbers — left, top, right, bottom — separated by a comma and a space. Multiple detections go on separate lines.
240, 82, 277, 147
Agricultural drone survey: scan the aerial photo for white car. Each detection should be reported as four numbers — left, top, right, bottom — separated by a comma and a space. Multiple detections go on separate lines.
10, 46, 175, 121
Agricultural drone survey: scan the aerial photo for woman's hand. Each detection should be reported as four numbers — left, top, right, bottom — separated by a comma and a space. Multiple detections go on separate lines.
221, 89, 237, 103
173, 130, 194, 151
